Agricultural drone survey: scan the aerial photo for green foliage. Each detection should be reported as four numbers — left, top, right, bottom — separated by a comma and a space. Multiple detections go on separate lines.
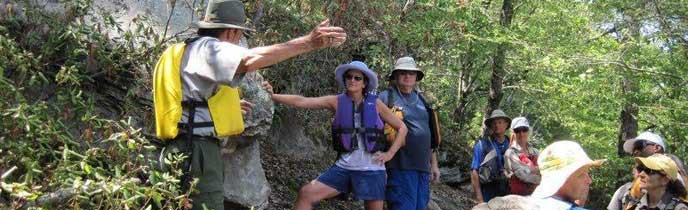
254, 0, 687, 209
0, 0, 188, 209
1, 0, 686, 209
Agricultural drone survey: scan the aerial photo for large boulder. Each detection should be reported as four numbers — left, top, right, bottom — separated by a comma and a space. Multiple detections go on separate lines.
268, 110, 328, 160
440, 167, 469, 184
220, 72, 274, 210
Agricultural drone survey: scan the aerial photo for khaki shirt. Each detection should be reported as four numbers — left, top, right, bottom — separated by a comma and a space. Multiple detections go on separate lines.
179, 37, 248, 136
627, 192, 688, 210
504, 143, 540, 184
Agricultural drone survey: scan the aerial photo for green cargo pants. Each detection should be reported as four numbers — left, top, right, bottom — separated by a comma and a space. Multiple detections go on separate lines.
165, 135, 224, 210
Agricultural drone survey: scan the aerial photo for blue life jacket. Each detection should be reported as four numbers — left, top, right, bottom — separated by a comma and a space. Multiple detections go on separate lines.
332, 93, 386, 153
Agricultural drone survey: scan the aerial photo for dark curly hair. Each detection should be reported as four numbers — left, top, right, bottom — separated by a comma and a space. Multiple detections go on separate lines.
666, 179, 687, 199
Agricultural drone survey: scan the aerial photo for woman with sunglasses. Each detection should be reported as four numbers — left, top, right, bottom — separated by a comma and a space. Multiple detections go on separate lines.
503, 117, 540, 195
262, 61, 407, 210
621, 154, 688, 210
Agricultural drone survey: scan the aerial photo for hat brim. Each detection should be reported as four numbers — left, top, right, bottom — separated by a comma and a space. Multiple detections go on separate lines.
623, 139, 638, 154
335, 64, 378, 93
194, 21, 255, 31
484, 116, 512, 128
635, 157, 677, 180
531, 159, 605, 198
390, 69, 425, 81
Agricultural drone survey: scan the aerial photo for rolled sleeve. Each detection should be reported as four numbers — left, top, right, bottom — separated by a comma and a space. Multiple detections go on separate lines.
206, 41, 248, 87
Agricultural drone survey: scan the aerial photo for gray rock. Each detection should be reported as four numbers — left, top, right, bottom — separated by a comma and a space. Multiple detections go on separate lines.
470, 195, 537, 210
239, 72, 274, 137
427, 199, 442, 210
440, 167, 469, 184
222, 138, 270, 210
219, 72, 274, 210
268, 111, 328, 160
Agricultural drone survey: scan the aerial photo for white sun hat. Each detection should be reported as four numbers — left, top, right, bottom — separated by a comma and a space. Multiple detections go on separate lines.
623, 131, 666, 154
531, 140, 606, 198
510, 117, 530, 131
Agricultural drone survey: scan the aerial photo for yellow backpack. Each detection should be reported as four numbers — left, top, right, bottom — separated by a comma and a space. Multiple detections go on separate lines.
153, 42, 244, 140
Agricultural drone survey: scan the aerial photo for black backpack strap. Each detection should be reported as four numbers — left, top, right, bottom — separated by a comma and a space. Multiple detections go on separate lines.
184, 36, 203, 44
386, 87, 395, 108
176, 100, 217, 192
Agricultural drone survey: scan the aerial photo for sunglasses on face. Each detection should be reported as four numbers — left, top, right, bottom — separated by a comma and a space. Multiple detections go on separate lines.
633, 140, 656, 151
636, 165, 664, 176
345, 74, 364, 81
397, 71, 417, 76
514, 128, 529, 133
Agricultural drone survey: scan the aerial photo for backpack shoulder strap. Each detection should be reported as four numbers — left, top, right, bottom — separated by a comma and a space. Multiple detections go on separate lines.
386, 87, 394, 108
418, 91, 431, 109
666, 197, 688, 210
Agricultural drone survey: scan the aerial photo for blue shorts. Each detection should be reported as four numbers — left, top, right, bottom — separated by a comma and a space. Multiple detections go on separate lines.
386, 169, 430, 210
316, 165, 386, 201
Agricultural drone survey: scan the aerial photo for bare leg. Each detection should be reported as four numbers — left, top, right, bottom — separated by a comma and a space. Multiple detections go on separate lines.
364, 200, 384, 210
294, 180, 340, 210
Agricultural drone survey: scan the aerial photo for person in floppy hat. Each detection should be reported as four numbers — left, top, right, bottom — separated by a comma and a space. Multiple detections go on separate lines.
531, 140, 605, 210
621, 154, 688, 210
608, 131, 687, 210
470, 109, 511, 203
379, 56, 439, 210
154, 0, 347, 209
263, 61, 407, 210
504, 117, 540, 196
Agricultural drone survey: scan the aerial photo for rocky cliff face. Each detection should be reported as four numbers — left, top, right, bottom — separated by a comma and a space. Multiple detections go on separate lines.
18, 1, 477, 209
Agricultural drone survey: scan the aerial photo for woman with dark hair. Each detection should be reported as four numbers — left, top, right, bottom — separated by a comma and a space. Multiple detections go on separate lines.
263, 61, 407, 210
622, 154, 688, 210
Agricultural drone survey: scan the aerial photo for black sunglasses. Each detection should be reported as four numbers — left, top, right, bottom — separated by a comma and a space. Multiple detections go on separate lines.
633, 140, 655, 151
397, 71, 417, 76
514, 127, 529, 133
636, 165, 664, 176
345, 74, 364, 81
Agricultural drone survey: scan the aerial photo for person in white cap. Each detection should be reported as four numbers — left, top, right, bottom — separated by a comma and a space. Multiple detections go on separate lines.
504, 117, 540, 195
531, 140, 605, 210
620, 154, 688, 210
608, 131, 687, 210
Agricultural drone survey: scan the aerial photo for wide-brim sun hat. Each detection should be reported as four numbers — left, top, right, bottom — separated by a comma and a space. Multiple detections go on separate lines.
389, 56, 424, 81
623, 131, 666, 154
531, 140, 606, 199
194, 0, 255, 31
484, 109, 512, 128
335, 61, 378, 93
511, 117, 530, 131
636, 154, 679, 180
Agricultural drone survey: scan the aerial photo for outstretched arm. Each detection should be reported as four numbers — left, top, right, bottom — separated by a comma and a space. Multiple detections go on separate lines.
375, 99, 407, 163
239, 19, 346, 73
262, 81, 336, 111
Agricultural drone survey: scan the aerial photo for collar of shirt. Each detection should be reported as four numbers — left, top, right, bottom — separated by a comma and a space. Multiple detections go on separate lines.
637, 192, 675, 209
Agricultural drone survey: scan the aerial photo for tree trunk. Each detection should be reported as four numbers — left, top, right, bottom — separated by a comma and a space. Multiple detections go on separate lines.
617, 73, 639, 156
482, 0, 514, 136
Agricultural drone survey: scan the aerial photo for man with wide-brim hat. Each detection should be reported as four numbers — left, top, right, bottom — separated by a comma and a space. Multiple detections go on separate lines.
153, 0, 347, 209
531, 140, 605, 210
470, 109, 512, 203
379, 56, 440, 210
